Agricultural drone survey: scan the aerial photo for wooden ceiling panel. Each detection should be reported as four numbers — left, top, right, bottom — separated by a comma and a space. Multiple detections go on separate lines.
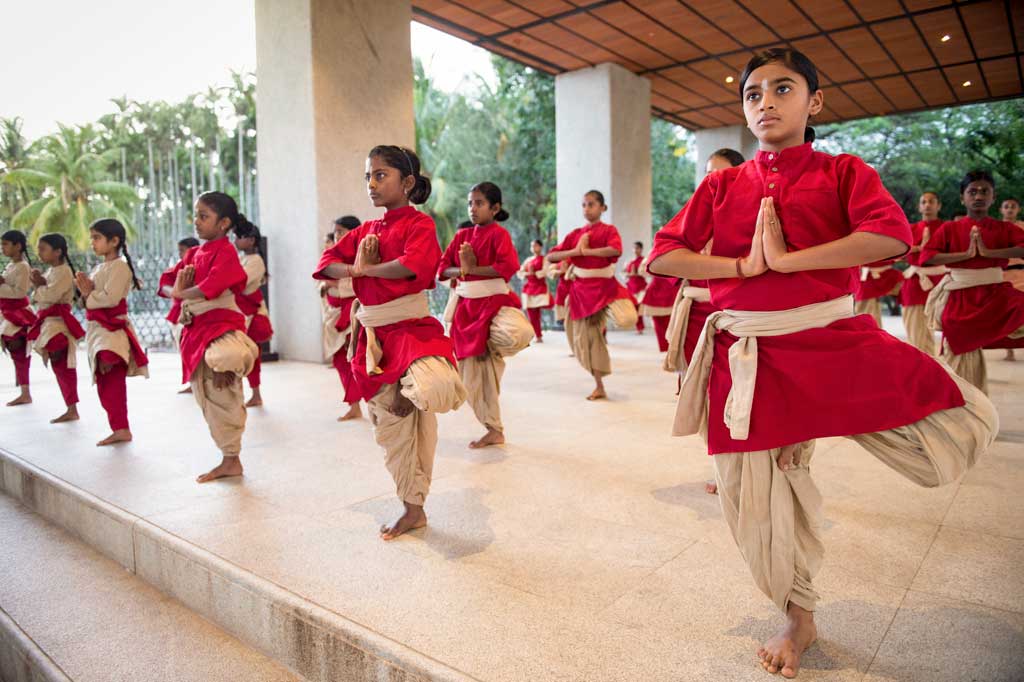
959, 1, 1014, 60
981, 57, 1022, 98
830, 27, 899, 77
411, 0, 1023, 130
907, 69, 957, 107
872, 18, 935, 72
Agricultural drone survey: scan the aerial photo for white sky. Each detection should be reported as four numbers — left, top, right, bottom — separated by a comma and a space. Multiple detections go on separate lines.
0, 1, 494, 141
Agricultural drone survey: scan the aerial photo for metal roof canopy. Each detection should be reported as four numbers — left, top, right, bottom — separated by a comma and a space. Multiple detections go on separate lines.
412, 0, 1024, 130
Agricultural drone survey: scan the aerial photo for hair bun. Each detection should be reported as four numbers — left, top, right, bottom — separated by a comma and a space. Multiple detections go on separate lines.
495, 209, 510, 222
409, 174, 432, 204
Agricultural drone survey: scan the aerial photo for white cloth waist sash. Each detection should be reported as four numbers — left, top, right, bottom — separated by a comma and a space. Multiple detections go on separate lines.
350, 292, 431, 375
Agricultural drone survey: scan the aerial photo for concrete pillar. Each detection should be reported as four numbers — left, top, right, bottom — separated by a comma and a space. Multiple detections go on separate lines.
693, 124, 759, 184
555, 63, 652, 265
255, 0, 414, 362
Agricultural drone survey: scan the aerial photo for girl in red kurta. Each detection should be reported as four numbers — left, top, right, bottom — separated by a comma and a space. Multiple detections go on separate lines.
519, 239, 553, 342
640, 270, 681, 353
898, 192, 946, 355
547, 190, 638, 400
1, 230, 36, 406
921, 171, 1024, 392
234, 221, 273, 408
439, 182, 533, 448
624, 242, 646, 333
170, 192, 261, 483
321, 216, 363, 421
75, 220, 150, 447
314, 145, 466, 541
649, 49, 996, 679
158, 237, 200, 394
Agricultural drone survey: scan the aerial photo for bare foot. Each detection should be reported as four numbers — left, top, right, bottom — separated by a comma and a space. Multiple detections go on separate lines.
705, 480, 718, 495
7, 391, 31, 406
380, 503, 427, 541
757, 604, 817, 679
245, 395, 263, 407
1005, 349, 1016, 362
97, 429, 132, 446
51, 406, 80, 423
534, 337, 544, 344
586, 388, 607, 401
178, 385, 193, 394
196, 457, 243, 483
337, 402, 362, 421
469, 428, 505, 449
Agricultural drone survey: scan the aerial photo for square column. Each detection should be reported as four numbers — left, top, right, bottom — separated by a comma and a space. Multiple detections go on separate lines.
694, 124, 759, 184
555, 63, 652, 261
256, 0, 415, 362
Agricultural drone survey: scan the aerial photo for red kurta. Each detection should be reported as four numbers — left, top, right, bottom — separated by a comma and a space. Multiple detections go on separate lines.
651, 142, 963, 454
438, 223, 521, 360
158, 260, 185, 324
313, 205, 456, 400
177, 239, 249, 383
684, 280, 716, 366
900, 219, 947, 307
920, 216, 1024, 353
554, 263, 572, 307
522, 255, 552, 304
550, 222, 635, 320
854, 258, 903, 301
642, 276, 682, 309
624, 256, 647, 298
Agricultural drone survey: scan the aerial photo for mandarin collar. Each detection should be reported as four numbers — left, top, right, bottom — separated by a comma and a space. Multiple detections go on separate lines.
382, 205, 417, 225
755, 142, 813, 168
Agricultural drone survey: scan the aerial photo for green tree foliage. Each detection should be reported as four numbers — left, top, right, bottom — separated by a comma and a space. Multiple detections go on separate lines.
816, 99, 1024, 220
651, 119, 695, 232
0, 117, 33, 228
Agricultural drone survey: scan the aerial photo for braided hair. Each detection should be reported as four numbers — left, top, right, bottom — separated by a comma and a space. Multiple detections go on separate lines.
89, 219, 142, 290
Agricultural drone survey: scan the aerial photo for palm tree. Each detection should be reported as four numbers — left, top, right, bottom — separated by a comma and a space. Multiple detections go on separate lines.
3, 124, 138, 247
0, 117, 32, 229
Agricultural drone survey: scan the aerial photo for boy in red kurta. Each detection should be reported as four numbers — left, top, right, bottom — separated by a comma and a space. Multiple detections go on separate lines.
921, 171, 1024, 392
321, 216, 362, 421
650, 50, 997, 679
624, 242, 646, 333
314, 145, 466, 541
547, 190, 638, 400
519, 239, 553, 342
899, 192, 946, 354
439, 182, 533, 448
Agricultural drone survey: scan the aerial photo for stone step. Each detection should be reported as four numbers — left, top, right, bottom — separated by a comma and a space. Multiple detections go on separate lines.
0, 493, 301, 682
0, 449, 473, 682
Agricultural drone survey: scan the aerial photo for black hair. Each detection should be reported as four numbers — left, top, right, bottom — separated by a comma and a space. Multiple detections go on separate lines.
368, 145, 431, 204
469, 181, 510, 222
178, 237, 200, 249
739, 48, 820, 144
457, 220, 474, 229
920, 191, 941, 202
233, 218, 270, 278
585, 189, 606, 207
335, 215, 361, 230
39, 233, 80, 302
634, 241, 643, 249
1, 230, 31, 265
959, 170, 995, 194
89, 219, 141, 290
1002, 197, 1019, 205
532, 239, 543, 248
710, 148, 745, 167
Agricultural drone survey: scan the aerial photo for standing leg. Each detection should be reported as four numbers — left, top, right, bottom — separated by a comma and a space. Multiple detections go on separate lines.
854, 298, 882, 327
245, 355, 263, 407
901, 304, 936, 356
527, 307, 543, 341
652, 315, 671, 353
333, 347, 362, 421
49, 345, 80, 423
4, 334, 32, 405
636, 312, 645, 334
194, 331, 257, 482
940, 342, 987, 395
94, 350, 131, 446
459, 353, 506, 448
571, 312, 611, 400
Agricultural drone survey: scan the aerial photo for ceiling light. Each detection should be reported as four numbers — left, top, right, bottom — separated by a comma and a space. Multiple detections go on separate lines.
940, 34, 951, 42
962, 80, 972, 87
725, 76, 735, 83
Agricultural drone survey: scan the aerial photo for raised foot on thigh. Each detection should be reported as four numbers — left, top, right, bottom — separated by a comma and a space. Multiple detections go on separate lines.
337, 402, 362, 421
470, 428, 505, 449
97, 429, 132, 447
196, 457, 244, 483
757, 604, 817, 679
51, 406, 79, 423
380, 503, 427, 541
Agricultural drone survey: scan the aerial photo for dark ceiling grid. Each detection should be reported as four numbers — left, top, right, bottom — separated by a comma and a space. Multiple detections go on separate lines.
952, 1, 992, 98
899, 0, 962, 102
1005, 0, 1024, 91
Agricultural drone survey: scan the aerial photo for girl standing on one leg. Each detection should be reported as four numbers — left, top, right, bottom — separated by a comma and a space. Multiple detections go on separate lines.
75, 220, 149, 446
899, 192, 946, 355
233, 221, 273, 408
624, 241, 647, 334
440, 182, 534, 449
649, 49, 997, 679
921, 171, 1024, 392
314, 145, 466, 540
1, 231, 36, 406
171, 192, 262, 483
518, 239, 553, 343
158, 236, 200, 393
27, 234, 85, 423
547, 191, 638, 400
321, 215, 363, 421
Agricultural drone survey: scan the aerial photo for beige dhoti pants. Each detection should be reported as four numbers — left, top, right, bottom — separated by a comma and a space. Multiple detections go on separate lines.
854, 298, 882, 327
190, 331, 260, 457
368, 356, 466, 506
563, 313, 575, 356
571, 312, 611, 378
941, 344, 987, 395
713, 370, 997, 613
460, 354, 505, 433
901, 304, 935, 355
